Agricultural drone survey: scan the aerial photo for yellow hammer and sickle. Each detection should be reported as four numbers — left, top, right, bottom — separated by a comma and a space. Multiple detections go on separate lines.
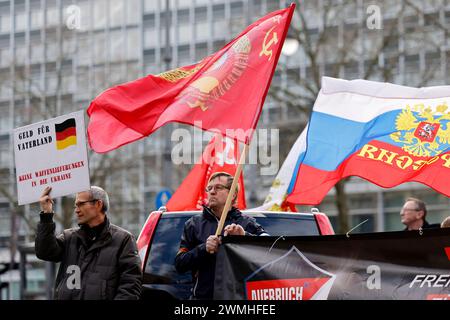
259, 25, 278, 61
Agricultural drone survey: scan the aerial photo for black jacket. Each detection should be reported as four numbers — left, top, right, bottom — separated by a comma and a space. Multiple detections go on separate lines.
174, 206, 266, 299
35, 213, 142, 300
403, 220, 441, 231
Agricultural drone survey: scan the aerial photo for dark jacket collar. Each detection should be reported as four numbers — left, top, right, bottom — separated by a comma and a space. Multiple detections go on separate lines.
202, 205, 242, 221
403, 219, 430, 231
76, 216, 111, 249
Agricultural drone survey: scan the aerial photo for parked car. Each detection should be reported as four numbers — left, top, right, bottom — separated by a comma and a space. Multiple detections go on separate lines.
137, 208, 334, 300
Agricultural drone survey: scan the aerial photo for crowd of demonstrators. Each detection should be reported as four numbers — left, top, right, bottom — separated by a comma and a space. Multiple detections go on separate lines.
174, 172, 268, 300
35, 186, 142, 300
33, 182, 450, 301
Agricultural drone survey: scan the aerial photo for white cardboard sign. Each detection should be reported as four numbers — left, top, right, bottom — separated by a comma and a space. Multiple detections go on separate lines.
14, 111, 90, 205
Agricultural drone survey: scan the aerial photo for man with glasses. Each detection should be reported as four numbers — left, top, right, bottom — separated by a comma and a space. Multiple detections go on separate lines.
175, 172, 267, 300
35, 186, 142, 299
400, 197, 440, 231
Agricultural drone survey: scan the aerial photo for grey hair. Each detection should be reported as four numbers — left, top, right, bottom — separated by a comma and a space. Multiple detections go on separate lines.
89, 186, 109, 213
406, 197, 427, 218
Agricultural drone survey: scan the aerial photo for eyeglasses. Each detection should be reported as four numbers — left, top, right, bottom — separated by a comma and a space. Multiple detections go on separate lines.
205, 184, 230, 193
401, 208, 420, 213
74, 199, 97, 209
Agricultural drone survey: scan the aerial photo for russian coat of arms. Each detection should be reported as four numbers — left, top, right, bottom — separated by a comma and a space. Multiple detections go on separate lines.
390, 103, 450, 157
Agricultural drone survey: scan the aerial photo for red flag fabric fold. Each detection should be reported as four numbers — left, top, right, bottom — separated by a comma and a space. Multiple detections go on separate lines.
87, 4, 295, 153
166, 135, 246, 211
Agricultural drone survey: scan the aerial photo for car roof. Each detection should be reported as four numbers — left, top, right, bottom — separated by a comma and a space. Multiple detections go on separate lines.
158, 210, 315, 218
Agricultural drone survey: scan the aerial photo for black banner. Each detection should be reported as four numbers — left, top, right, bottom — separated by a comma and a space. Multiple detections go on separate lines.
214, 228, 450, 300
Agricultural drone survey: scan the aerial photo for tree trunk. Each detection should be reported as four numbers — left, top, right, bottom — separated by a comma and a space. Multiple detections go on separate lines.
334, 180, 350, 234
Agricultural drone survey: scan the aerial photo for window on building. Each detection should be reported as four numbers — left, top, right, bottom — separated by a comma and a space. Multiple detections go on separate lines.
110, 0, 124, 28
109, 63, 126, 85
195, 42, 207, 60
143, 13, 156, 28
93, 66, 106, 91
127, 0, 140, 25
213, 4, 225, 20
127, 61, 139, 81
31, 9, 43, 29
144, 156, 161, 186
14, 11, 27, 31
30, 42, 43, 64
46, 6, 59, 26
0, 74, 10, 99
94, 0, 107, 29
143, 27, 158, 48
46, 72, 57, 93
110, 30, 125, 61
77, 35, 90, 65
127, 28, 140, 60
46, 41, 58, 61
266, 0, 281, 12
0, 44, 10, 68
344, 61, 359, 80
16, 45, 27, 66
0, 103, 10, 134
94, 31, 106, 64
195, 21, 209, 41
424, 12, 439, 27
212, 40, 225, 52
178, 8, 189, 25
177, 45, 190, 65
78, 0, 90, 30
144, 0, 158, 13
404, 54, 419, 72
195, 6, 207, 22
0, 14, 11, 33
0, 202, 11, 237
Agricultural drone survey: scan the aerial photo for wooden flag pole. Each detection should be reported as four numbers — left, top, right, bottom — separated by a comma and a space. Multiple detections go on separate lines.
214, 142, 249, 236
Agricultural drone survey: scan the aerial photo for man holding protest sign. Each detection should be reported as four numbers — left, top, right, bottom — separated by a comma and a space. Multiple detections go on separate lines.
174, 172, 267, 300
35, 186, 142, 300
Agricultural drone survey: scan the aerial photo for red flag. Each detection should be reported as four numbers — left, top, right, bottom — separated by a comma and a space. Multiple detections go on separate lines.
87, 4, 295, 153
166, 135, 246, 211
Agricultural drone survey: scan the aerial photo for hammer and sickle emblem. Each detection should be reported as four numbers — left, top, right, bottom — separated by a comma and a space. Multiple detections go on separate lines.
259, 25, 278, 61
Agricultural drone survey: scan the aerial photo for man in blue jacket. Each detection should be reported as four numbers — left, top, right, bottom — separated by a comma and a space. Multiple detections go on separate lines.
175, 172, 267, 299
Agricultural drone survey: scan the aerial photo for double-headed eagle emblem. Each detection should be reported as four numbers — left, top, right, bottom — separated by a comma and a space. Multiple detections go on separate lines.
390, 103, 450, 157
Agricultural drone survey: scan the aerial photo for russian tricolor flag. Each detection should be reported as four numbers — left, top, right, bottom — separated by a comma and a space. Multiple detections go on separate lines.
285, 77, 450, 205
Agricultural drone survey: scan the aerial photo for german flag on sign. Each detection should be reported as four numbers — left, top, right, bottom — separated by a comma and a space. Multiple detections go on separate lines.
55, 118, 77, 150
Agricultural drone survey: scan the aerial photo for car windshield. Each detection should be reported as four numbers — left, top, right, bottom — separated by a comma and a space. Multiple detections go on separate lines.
144, 214, 319, 283
257, 216, 319, 236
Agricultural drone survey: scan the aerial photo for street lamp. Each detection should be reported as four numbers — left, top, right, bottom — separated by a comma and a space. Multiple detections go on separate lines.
281, 37, 299, 56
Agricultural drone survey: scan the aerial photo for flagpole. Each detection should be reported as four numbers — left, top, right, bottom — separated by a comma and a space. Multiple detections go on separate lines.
214, 142, 249, 236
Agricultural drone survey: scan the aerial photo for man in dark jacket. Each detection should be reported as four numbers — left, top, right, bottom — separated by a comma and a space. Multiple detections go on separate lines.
35, 186, 142, 300
175, 172, 267, 299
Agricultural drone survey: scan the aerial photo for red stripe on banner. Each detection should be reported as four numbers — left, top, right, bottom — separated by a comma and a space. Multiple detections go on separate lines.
445, 247, 450, 261
246, 278, 330, 300
288, 140, 450, 205
55, 127, 76, 141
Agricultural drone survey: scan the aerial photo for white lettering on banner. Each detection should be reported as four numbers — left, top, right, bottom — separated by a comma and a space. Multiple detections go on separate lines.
251, 286, 303, 300
409, 274, 450, 288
